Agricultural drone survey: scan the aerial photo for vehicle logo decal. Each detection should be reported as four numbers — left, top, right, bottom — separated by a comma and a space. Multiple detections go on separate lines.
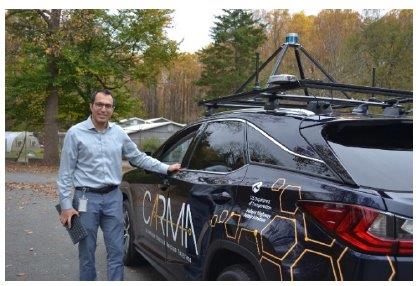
142, 191, 198, 258
252, 181, 263, 193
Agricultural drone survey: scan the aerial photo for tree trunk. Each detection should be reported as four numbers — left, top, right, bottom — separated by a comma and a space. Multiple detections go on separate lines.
43, 9, 61, 165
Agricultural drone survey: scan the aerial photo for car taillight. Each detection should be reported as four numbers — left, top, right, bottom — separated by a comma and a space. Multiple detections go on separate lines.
300, 201, 412, 255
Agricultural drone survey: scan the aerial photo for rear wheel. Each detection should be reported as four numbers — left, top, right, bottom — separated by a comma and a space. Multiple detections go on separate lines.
123, 199, 143, 266
217, 264, 258, 280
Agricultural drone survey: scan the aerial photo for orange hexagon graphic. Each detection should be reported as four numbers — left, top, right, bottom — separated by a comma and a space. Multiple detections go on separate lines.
291, 249, 337, 281
261, 215, 297, 261
224, 213, 241, 239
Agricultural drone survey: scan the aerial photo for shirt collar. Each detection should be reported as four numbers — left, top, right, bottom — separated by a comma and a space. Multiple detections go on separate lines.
85, 116, 114, 131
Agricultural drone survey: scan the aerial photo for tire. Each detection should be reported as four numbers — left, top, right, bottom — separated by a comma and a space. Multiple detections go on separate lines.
123, 199, 143, 266
217, 264, 258, 281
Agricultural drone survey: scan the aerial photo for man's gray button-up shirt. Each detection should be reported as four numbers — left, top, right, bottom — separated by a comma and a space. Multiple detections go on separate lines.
57, 116, 169, 210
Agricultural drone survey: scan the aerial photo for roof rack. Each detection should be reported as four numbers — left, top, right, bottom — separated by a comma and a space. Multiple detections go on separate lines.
199, 33, 413, 117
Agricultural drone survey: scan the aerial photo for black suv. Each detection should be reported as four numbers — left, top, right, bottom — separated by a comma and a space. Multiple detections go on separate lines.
120, 109, 412, 281
120, 34, 412, 280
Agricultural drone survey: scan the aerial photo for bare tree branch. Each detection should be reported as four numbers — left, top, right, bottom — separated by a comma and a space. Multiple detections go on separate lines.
36, 9, 51, 25
91, 72, 130, 90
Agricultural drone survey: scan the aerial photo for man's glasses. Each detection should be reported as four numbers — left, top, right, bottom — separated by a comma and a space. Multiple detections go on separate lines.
93, 103, 114, 110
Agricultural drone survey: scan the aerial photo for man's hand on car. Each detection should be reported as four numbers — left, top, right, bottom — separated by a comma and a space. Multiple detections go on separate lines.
60, 208, 79, 229
168, 163, 182, 174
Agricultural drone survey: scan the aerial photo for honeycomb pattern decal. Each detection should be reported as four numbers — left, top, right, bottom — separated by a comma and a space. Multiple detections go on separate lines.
209, 177, 396, 281
291, 249, 337, 280
260, 215, 297, 260
224, 212, 241, 239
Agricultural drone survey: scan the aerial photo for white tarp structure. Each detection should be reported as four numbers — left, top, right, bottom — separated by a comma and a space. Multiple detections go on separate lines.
5, 131, 24, 152
5, 131, 40, 153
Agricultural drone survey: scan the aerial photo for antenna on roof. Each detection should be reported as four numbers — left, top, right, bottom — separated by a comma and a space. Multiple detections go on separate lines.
254, 52, 261, 90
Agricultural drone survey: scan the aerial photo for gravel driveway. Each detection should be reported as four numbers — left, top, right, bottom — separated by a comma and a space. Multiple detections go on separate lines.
5, 168, 164, 281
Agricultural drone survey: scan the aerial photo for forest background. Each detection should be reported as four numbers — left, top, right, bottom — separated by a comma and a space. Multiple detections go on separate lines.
5, 9, 413, 164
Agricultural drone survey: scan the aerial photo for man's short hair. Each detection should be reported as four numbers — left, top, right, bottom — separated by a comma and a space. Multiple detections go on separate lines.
90, 89, 115, 107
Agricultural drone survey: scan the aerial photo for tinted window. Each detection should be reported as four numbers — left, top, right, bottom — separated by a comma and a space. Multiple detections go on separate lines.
248, 125, 334, 178
160, 135, 194, 164
243, 113, 322, 159
324, 121, 412, 191
159, 127, 199, 164
188, 121, 245, 172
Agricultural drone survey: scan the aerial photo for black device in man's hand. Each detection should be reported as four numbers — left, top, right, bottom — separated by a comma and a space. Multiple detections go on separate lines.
55, 204, 88, 244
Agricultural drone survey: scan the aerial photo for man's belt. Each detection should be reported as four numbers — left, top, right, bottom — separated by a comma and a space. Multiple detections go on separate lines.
75, 185, 118, 194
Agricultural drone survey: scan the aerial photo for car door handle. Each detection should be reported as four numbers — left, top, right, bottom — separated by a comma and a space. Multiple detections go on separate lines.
211, 191, 232, 204
159, 179, 170, 192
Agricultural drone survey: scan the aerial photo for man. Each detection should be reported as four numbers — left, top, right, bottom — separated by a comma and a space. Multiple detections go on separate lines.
57, 89, 181, 280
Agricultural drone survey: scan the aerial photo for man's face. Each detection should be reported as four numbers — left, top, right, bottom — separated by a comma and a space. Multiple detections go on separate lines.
89, 92, 114, 125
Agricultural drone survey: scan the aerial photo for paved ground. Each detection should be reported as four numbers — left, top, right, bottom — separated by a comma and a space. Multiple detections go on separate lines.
5, 167, 164, 281
6, 171, 57, 184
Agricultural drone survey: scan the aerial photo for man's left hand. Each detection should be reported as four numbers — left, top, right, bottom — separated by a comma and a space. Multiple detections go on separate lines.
168, 163, 181, 174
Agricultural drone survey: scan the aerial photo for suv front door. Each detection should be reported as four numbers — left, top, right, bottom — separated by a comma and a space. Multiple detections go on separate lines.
126, 124, 200, 272
163, 119, 248, 279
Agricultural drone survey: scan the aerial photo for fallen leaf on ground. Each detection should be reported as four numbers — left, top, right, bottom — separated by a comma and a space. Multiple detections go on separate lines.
6, 182, 58, 198
6, 161, 59, 173
17, 273, 27, 276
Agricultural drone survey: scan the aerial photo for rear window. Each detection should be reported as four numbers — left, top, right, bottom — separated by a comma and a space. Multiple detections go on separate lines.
323, 120, 412, 191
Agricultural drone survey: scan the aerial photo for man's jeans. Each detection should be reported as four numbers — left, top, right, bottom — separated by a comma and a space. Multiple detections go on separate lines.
73, 188, 124, 281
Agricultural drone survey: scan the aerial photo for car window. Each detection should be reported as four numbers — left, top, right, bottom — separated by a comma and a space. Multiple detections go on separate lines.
242, 113, 323, 160
159, 128, 198, 164
160, 135, 194, 164
324, 121, 412, 191
247, 124, 334, 178
188, 120, 245, 172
